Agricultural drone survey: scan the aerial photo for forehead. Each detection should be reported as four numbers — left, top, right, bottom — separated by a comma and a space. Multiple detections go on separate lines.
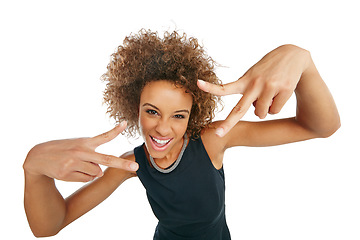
140, 80, 193, 108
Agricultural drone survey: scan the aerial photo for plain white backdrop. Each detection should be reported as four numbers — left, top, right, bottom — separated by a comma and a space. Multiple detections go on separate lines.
1, 0, 359, 239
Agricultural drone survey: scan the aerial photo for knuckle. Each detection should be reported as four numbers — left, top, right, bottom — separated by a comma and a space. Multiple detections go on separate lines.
219, 84, 227, 93
255, 98, 267, 107
92, 164, 102, 175
249, 76, 262, 89
233, 104, 245, 114
57, 166, 70, 179
61, 159, 75, 174
269, 106, 281, 114
68, 147, 83, 156
282, 84, 293, 93
255, 110, 266, 119
278, 80, 293, 92
81, 175, 95, 183
56, 157, 77, 179
100, 131, 111, 140
102, 154, 113, 165
264, 80, 277, 91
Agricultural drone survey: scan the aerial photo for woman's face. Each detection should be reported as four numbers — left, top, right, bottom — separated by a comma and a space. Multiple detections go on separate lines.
139, 80, 193, 160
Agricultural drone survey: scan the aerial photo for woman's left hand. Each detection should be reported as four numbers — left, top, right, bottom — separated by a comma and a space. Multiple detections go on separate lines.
197, 44, 310, 137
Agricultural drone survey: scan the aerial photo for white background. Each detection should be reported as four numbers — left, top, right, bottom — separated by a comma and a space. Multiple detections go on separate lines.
1, 0, 359, 239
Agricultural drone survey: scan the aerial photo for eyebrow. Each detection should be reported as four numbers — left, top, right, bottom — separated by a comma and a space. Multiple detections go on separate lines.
142, 103, 190, 114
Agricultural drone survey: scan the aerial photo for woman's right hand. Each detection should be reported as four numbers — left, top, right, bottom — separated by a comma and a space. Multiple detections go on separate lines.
23, 122, 139, 182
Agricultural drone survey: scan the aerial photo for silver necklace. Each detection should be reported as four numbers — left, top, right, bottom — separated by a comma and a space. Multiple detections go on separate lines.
149, 134, 188, 174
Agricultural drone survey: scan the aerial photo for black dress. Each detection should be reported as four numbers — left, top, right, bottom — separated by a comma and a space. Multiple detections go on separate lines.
134, 137, 231, 239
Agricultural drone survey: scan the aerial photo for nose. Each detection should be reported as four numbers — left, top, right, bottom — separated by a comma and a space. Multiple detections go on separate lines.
155, 118, 172, 136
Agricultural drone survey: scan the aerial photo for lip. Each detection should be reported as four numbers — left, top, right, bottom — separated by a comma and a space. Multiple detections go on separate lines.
149, 135, 173, 152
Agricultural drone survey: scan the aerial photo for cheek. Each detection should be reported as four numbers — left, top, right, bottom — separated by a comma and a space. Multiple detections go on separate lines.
182, 121, 190, 131
139, 115, 150, 134
175, 120, 190, 136
138, 114, 160, 137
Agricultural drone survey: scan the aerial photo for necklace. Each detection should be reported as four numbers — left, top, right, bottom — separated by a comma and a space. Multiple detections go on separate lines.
149, 134, 188, 174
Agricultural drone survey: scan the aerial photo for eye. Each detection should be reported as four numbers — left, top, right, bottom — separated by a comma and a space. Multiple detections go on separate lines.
174, 114, 185, 119
146, 109, 158, 116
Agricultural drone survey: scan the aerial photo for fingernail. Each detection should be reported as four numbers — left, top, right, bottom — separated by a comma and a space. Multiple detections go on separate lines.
120, 121, 127, 127
216, 128, 225, 137
129, 162, 139, 171
197, 79, 206, 86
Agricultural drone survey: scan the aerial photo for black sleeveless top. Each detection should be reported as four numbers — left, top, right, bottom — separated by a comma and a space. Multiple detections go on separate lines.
134, 137, 231, 239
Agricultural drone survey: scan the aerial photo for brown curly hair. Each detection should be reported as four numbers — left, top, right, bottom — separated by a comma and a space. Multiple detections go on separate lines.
101, 29, 222, 138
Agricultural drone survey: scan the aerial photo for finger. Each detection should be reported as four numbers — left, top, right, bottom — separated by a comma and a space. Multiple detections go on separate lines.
85, 151, 139, 172
254, 88, 277, 119
77, 161, 103, 178
70, 172, 96, 182
89, 121, 127, 148
216, 88, 259, 137
269, 91, 293, 114
197, 79, 244, 96
59, 171, 96, 183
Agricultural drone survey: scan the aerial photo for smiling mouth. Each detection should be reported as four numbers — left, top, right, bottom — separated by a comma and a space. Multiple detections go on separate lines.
150, 136, 172, 150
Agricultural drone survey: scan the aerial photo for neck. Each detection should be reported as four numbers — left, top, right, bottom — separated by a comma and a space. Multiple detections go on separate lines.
155, 137, 185, 169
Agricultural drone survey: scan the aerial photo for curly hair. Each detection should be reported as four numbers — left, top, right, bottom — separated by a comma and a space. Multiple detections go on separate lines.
101, 29, 222, 138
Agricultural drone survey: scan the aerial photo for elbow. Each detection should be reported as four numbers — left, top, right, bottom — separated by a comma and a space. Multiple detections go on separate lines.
30, 225, 62, 238
317, 118, 341, 138
33, 233, 54, 238
32, 230, 60, 238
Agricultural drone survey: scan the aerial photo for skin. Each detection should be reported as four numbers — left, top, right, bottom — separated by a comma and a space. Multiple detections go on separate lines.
23, 44, 340, 237
138, 81, 193, 168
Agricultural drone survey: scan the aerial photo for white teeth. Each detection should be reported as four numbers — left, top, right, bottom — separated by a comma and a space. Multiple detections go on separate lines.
152, 136, 171, 145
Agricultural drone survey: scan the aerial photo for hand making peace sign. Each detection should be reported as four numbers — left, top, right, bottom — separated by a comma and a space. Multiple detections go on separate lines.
23, 121, 139, 182
197, 44, 310, 137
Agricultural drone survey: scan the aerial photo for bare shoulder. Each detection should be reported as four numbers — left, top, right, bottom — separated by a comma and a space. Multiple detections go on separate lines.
201, 121, 225, 144
200, 121, 228, 170
201, 120, 247, 150
201, 120, 274, 150
121, 150, 136, 161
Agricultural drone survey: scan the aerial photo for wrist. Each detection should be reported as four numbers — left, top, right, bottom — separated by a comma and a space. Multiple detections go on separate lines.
24, 168, 53, 185
23, 146, 47, 179
279, 44, 310, 66
23, 163, 48, 180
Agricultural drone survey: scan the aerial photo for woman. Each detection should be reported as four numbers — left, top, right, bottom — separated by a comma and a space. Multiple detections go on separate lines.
23, 30, 340, 239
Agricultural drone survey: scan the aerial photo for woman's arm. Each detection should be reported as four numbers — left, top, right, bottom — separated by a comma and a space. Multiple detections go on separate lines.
199, 45, 340, 152
62, 163, 135, 229
24, 172, 66, 237
294, 54, 340, 138
23, 124, 138, 237
24, 164, 134, 237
